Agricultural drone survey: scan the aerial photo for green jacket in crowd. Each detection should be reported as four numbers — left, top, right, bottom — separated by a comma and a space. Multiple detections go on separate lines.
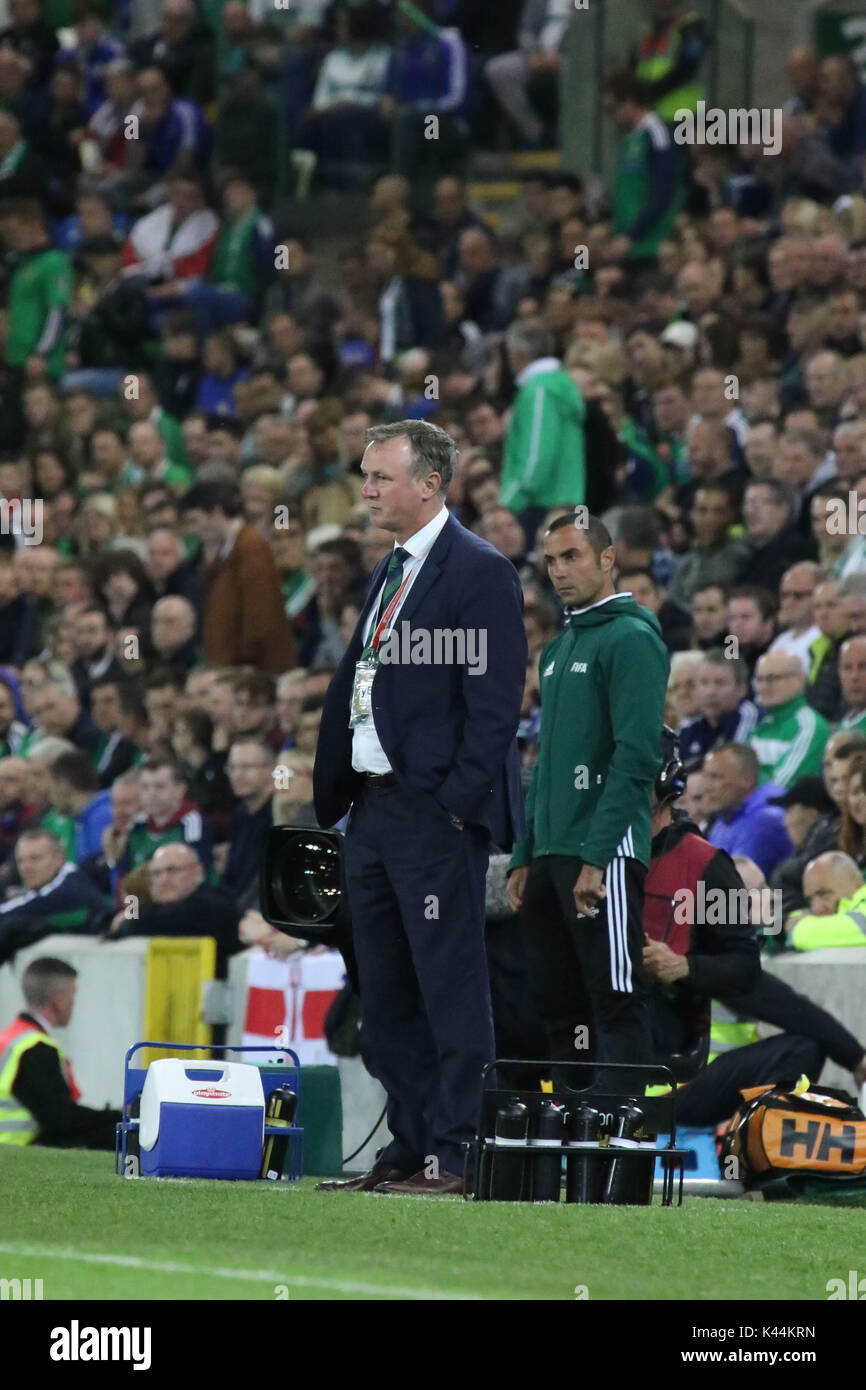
500, 358, 586, 513
791, 880, 866, 951
510, 594, 669, 872
747, 694, 830, 790
5, 244, 73, 377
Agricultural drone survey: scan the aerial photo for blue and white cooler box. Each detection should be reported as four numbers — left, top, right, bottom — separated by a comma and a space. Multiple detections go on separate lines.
139, 1059, 265, 1179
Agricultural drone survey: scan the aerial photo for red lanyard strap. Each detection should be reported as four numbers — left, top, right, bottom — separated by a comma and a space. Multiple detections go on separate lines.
370, 571, 413, 652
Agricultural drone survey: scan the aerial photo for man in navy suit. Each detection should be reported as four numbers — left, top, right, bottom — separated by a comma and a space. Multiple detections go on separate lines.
314, 419, 526, 1195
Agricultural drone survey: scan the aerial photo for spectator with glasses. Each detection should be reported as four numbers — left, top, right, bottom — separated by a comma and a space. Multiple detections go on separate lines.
749, 650, 831, 790
108, 841, 241, 976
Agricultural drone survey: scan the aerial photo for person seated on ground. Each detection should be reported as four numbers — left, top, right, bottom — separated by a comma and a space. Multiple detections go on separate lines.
643, 731, 759, 1103
642, 733, 866, 1126
0, 956, 120, 1149
0, 829, 111, 965
108, 842, 241, 977
787, 850, 866, 950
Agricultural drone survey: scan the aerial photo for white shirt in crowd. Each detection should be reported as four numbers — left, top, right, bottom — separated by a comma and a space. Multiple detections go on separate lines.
768, 624, 821, 674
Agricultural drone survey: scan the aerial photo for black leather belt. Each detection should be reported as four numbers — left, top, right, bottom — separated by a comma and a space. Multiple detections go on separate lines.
360, 771, 397, 788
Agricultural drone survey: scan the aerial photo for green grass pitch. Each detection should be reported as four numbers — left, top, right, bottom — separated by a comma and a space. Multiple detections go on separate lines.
0, 1147, 862, 1301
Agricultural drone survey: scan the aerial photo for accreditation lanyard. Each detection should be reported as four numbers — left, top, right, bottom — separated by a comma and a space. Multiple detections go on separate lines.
368, 569, 414, 655
350, 569, 413, 728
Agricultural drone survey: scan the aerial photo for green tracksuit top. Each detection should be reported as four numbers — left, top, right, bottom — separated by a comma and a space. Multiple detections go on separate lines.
791, 881, 866, 951
510, 594, 670, 871
500, 358, 586, 513
747, 694, 830, 790
6, 245, 73, 376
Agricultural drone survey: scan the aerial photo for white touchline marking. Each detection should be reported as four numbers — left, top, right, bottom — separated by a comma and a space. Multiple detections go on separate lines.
0, 1244, 483, 1301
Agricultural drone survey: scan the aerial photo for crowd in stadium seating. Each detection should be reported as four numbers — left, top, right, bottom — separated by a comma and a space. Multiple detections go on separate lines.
0, 0, 865, 986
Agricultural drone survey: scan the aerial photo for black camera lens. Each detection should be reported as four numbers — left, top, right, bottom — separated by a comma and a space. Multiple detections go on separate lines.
270, 831, 342, 926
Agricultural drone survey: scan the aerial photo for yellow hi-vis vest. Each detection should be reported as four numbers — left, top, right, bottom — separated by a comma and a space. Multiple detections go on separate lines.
790, 881, 866, 951
635, 14, 704, 123
646, 1002, 759, 1096
0, 1017, 72, 1146
708, 1000, 759, 1063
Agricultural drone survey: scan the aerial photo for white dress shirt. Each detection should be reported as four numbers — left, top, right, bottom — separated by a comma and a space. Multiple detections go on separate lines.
351, 506, 450, 774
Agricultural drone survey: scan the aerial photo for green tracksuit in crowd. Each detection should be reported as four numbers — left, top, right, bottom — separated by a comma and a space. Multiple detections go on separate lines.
5, 245, 73, 377
747, 694, 830, 790
613, 114, 682, 260
500, 358, 586, 514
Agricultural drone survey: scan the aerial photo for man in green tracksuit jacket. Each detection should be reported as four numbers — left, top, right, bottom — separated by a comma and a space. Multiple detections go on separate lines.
507, 511, 670, 1084
499, 320, 586, 519
0, 199, 72, 381
748, 650, 830, 790
604, 70, 682, 267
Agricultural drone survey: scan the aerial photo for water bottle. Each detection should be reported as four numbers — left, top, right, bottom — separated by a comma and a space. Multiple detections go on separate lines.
488, 1099, 529, 1201
530, 1099, 564, 1202
565, 1104, 605, 1204
260, 1084, 297, 1181
603, 1101, 644, 1205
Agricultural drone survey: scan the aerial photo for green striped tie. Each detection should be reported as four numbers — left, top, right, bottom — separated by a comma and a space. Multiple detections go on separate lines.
362, 546, 409, 659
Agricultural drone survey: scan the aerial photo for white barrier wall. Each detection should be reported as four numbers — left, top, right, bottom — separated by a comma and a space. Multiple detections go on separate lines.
0, 936, 151, 1110
2, 937, 862, 1145
763, 949, 866, 1091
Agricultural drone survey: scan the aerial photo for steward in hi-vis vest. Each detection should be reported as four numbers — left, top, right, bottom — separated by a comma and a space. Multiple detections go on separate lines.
0, 957, 120, 1149
632, 2, 707, 124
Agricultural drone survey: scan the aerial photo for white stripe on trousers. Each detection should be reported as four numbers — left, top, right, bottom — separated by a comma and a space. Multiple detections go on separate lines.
604, 857, 632, 994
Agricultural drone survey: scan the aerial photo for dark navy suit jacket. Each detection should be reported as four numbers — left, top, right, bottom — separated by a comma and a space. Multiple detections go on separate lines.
313, 512, 527, 851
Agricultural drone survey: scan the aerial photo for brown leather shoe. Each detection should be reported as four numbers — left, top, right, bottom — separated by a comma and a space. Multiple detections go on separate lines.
374, 1169, 467, 1196
315, 1162, 408, 1193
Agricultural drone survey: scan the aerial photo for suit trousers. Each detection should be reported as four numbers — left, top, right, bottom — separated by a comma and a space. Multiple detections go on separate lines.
344, 781, 494, 1176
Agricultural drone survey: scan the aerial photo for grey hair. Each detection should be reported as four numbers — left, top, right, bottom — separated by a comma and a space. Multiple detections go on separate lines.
839, 572, 866, 600
41, 667, 77, 698
505, 319, 555, 364
365, 419, 457, 492
25, 736, 76, 763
